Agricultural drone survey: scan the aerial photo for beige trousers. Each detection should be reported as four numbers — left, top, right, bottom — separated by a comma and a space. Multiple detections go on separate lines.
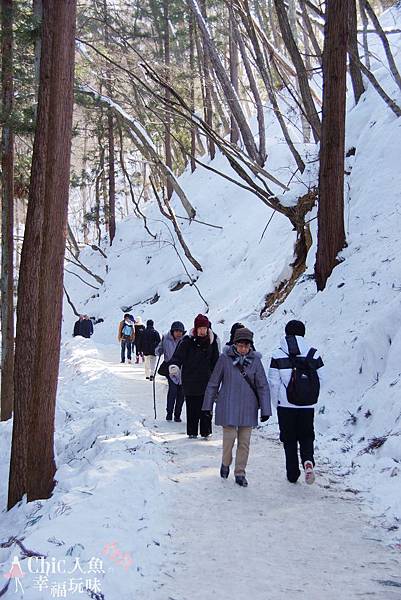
144, 355, 157, 378
222, 426, 253, 476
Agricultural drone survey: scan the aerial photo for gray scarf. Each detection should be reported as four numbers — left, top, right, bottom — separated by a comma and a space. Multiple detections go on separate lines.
231, 346, 253, 368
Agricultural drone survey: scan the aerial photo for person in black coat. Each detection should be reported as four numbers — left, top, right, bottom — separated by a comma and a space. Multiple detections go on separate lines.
141, 320, 161, 380
134, 317, 146, 363
73, 314, 93, 339
169, 314, 220, 439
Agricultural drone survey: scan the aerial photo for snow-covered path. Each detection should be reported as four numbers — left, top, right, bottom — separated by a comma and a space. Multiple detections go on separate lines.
95, 344, 401, 600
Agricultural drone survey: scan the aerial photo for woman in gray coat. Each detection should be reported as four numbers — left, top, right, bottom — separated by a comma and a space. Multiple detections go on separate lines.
202, 327, 271, 487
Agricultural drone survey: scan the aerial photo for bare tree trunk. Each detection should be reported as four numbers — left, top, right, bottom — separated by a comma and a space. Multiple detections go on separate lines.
229, 2, 240, 145
232, 12, 266, 161
163, 0, 173, 199
107, 112, 116, 244
196, 1, 216, 160
189, 11, 197, 172
348, 0, 365, 105
274, 0, 321, 142
1, 0, 14, 422
81, 125, 89, 244
8, 0, 76, 508
235, 0, 305, 172
359, 0, 370, 69
315, 0, 347, 291
299, 0, 322, 66
188, 0, 264, 165
364, 0, 401, 93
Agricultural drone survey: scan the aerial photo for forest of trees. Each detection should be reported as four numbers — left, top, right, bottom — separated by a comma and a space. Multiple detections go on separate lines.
1, 0, 401, 504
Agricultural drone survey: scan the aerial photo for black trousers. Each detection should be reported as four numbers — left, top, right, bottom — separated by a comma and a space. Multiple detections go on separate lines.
166, 377, 184, 418
277, 407, 315, 483
185, 395, 212, 437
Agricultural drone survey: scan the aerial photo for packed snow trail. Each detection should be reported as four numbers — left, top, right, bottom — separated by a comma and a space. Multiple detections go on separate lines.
93, 344, 401, 600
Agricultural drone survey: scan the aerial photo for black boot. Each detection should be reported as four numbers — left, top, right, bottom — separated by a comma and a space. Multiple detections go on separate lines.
235, 475, 248, 487
220, 464, 229, 479
166, 413, 173, 421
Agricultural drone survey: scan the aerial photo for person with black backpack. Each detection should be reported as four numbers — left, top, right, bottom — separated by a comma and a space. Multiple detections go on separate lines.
268, 320, 324, 485
141, 320, 161, 380
203, 327, 271, 487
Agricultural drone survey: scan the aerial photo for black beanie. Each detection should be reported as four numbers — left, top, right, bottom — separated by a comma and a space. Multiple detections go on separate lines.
147, 319, 154, 328
285, 319, 305, 337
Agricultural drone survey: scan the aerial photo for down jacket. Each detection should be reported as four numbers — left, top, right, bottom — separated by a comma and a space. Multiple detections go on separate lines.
169, 329, 219, 396
268, 335, 324, 409
203, 346, 271, 427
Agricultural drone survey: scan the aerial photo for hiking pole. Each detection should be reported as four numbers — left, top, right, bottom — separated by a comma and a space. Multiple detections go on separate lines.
153, 355, 161, 419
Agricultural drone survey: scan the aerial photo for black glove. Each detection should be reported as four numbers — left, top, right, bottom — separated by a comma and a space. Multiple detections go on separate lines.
202, 410, 212, 418
260, 415, 270, 423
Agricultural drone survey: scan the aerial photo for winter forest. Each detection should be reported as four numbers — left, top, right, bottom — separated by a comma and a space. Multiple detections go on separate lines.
1, 0, 401, 598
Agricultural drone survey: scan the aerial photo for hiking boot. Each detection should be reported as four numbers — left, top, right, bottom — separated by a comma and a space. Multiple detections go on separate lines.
220, 464, 229, 479
166, 413, 173, 421
235, 475, 248, 487
174, 416, 182, 422
304, 461, 315, 485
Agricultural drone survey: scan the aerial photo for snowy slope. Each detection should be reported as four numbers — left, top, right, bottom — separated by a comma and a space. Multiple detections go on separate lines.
61, 6, 401, 534
2, 6, 401, 598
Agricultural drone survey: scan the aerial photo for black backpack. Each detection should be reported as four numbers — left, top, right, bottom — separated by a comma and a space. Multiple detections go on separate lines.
285, 337, 321, 406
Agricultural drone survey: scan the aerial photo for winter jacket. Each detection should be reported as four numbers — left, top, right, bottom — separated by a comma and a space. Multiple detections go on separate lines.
169, 329, 220, 396
134, 324, 146, 352
118, 320, 135, 342
141, 326, 161, 356
268, 335, 324, 410
80, 318, 93, 339
73, 319, 82, 337
73, 318, 93, 338
203, 346, 271, 427
156, 331, 182, 362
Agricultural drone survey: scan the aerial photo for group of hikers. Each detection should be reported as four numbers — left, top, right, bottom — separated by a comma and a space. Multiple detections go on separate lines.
118, 312, 324, 489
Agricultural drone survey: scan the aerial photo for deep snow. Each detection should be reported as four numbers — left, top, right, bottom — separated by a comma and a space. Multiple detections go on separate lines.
2, 5, 401, 599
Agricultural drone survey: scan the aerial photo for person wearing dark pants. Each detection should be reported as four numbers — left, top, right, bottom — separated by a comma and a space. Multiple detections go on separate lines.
169, 314, 219, 439
167, 377, 185, 421
268, 320, 324, 485
118, 315, 135, 364
277, 407, 315, 483
186, 395, 212, 437
156, 321, 186, 421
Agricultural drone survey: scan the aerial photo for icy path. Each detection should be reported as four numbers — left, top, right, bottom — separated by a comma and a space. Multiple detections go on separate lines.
96, 346, 401, 600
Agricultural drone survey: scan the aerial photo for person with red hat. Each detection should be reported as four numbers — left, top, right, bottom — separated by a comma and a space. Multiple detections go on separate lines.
169, 313, 220, 438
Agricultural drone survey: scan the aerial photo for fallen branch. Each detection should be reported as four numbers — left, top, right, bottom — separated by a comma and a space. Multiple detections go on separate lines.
63, 286, 80, 317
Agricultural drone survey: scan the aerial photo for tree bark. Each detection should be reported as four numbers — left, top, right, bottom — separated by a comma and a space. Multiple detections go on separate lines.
229, 2, 240, 145
348, 0, 365, 105
163, 0, 173, 199
364, 0, 401, 93
232, 13, 266, 162
8, 0, 76, 508
274, 0, 321, 142
107, 112, 116, 244
235, 0, 305, 172
315, 0, 348, 291
1, 0, 14, 422
189, 11, 197, 172
188, 0, 264, 165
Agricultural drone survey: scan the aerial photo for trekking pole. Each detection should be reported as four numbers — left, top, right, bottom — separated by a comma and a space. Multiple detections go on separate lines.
153, 355, 161, 419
